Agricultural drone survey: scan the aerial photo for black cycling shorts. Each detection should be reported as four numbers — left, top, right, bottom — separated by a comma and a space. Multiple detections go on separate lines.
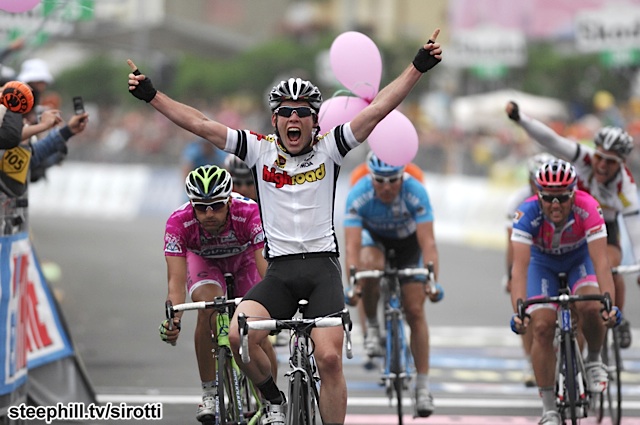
242, 254, 344, 319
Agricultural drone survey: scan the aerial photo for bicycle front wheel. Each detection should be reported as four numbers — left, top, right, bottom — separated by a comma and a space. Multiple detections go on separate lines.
389, 313, 404, 425
603, 328, 622, 425
560, 333, 579, 425
217, 348, 243, 425
288, 370, 310, 425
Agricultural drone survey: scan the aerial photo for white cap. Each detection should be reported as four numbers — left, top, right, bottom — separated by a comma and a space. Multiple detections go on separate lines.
17, 58, 53, 84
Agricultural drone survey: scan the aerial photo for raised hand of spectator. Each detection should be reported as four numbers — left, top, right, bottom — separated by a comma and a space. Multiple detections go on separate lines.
68, 112, 89, 135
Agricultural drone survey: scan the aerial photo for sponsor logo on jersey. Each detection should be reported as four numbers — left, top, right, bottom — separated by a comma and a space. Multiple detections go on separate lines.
232, 214, 247, 223
262, 163, 326, 189
513, 210, 524, 223
165, 233, 182, 254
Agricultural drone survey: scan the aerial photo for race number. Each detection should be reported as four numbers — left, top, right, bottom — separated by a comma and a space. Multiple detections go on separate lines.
1, 146, 31, 183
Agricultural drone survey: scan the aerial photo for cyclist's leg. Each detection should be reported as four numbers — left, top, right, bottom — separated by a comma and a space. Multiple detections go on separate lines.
312, 325, 347, 424
187, 254, 227, 384
529, 307, 558, 404
229, 253, 279, 379
401, 281, 428, 373
572, 265, 608, 393
306, 256, 348, 425
229, 266, 295, 405
229, 300, 274, 387
572, 272, 606, 355
359, 230, 384, 332
187, 253, 227, 421
526, 256, 560, 416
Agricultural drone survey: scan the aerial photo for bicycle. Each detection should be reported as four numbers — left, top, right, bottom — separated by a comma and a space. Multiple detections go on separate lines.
595, 264, 639, 425
516, 272, 613, 425
348, 251, 442, 425
237, 300, 354, 425
166, 274, 262, 425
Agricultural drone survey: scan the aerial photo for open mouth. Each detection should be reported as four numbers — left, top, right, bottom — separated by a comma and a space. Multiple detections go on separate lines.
287, 128, 301, 142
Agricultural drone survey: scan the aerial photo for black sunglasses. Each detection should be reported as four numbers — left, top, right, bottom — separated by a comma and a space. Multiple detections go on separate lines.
274, 106, 315, 118
191, 198, 228, 212
538, 192, 573, 203
372, 175, 402, 184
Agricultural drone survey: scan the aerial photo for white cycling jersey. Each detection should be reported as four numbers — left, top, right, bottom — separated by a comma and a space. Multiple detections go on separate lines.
224, 124, 360, 259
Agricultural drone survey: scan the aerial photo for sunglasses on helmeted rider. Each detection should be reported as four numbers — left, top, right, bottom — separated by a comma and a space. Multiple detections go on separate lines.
274, 106, 315, 118
191, 198, 229, 212
593, 151, 622, 165
538, 191, 574, 203
372, 174, 402, 184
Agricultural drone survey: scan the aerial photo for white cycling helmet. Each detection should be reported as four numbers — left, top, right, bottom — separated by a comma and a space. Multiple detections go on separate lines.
268, 78, 323, 112
594, 126, 634, 158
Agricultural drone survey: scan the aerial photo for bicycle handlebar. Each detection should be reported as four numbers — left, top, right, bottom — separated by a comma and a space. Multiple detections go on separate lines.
612, 264, 640, 275
516, 292, 612, 323
238, 307, 353, 364
170, 297, 243, 313
349, 262, 442, 301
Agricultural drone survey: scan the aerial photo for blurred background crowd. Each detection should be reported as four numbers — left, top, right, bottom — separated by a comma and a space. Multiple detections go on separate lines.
2, 0, 640, 187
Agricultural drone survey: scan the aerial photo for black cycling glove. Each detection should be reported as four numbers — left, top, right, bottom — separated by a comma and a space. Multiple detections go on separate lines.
412, 40, 441, 73
129, 69, 157, 103
507, 101, 520, 122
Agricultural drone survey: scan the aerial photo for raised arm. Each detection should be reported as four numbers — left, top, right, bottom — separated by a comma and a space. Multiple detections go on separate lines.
350, 29, 442, 143
127, 59, 228, 150
506, 101, 579, 161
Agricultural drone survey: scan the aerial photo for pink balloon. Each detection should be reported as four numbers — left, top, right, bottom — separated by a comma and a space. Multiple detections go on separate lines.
318, 96, 368, 133
330, 32, 382, 102
368, 110, 419, 166
0, 0, 39, 12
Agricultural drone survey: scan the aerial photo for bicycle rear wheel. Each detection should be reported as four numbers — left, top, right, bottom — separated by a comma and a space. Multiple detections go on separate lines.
389, 313, 404, 425
287, 370, 311, 425
217, 348, 244, 425
603, 329, 622, 425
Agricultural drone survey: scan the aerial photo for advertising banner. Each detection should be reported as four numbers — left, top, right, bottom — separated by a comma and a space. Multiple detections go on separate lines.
0, 232, 73, 395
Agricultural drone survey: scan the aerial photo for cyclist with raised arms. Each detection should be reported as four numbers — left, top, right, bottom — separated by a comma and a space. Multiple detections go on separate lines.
507, 101, 638, 349
504, 152, 556, 387
344, 152, 440, 417
159, 165, 276, 424
510, 159, 620, 425
128, 29, 442, 425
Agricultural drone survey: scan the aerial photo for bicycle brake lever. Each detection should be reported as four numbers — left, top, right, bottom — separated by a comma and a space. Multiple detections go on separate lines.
341, 309, 354, 359
238, 313, 250, 363
165, 300, 176, 347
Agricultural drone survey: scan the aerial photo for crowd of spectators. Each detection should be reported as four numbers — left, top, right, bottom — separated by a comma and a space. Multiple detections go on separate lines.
55, 90, 640, 187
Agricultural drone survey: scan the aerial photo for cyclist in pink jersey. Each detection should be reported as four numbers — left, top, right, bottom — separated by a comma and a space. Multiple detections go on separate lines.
510, 159, 621, 425
504, 152, 555, 388
159, 165, 275, 424
128, 29, 442, 425
507, 101, 638, 348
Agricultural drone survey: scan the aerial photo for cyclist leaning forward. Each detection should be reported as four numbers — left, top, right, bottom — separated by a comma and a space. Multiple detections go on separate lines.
510, 159, 620, 425
159, 165, 277, 424
344, 152, 441, 417
128, 28, 443, 425
507, 101, 639, 348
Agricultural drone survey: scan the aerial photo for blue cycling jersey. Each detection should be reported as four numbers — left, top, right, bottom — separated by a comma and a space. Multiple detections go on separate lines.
344, 174, 433, 239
